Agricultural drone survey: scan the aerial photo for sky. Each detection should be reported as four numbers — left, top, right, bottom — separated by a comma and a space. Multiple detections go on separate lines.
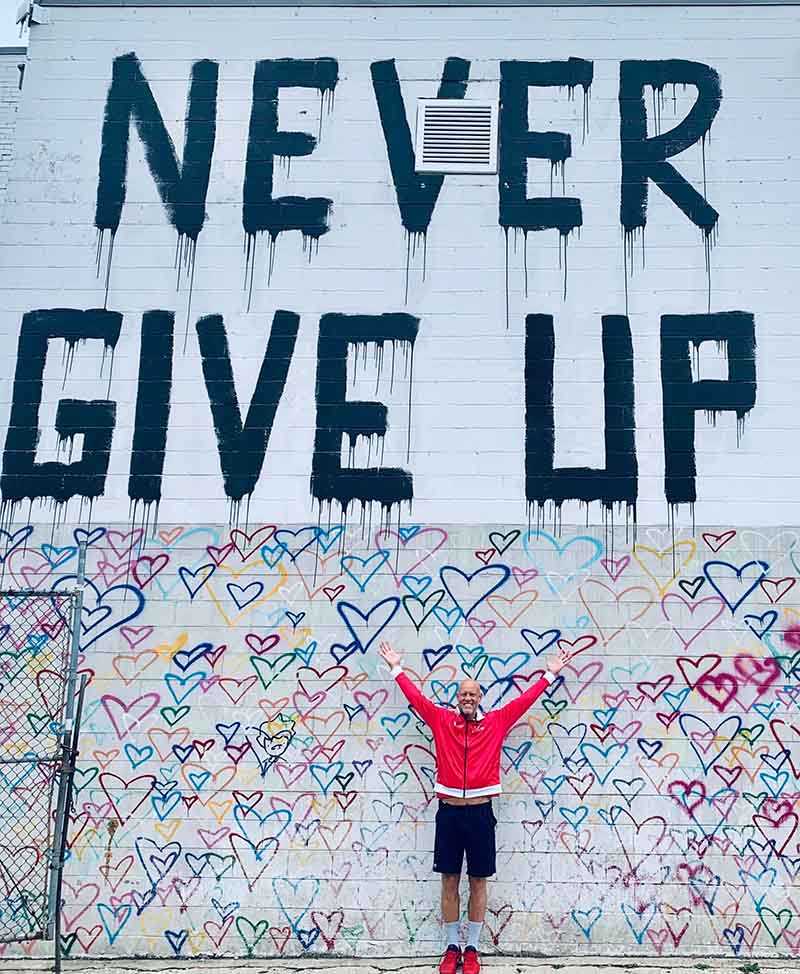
1, 0, 27, 48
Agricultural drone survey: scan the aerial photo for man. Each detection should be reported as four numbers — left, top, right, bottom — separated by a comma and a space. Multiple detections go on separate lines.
378, 641, 571, 974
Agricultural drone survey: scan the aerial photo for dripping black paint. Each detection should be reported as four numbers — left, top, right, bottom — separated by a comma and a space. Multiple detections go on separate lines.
1, 309, 122, 515
371, 57, 470, 301
95, 53, 219, 310
312, 312, 419, 520
499, 58, 594, 314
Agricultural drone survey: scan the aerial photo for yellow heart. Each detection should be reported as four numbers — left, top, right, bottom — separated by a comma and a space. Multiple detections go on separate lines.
206, 562, 288, 626
526, 715, 550, 739
186, 929, 206, 954
70, 827, 100, 861
207, 798, 234, 823
312, 796, 340, 818
224, 655, 251, 676
296, 849, 316, 868
154, 819, 182, 842
152, 632, 189, 662
139, 915, 166, 937
278, 625, 313, 648
633, 540, 697, 595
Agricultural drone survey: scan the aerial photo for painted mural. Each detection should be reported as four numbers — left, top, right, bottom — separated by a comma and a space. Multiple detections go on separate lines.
1, 1, 799, 961
1, 521, 800, 958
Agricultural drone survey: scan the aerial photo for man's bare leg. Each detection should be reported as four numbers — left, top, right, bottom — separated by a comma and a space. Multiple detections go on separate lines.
467, 876, 487, 922
441, 873, 461, 923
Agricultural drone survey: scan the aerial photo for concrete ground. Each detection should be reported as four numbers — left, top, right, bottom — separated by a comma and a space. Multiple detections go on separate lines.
1, 958, 792, 974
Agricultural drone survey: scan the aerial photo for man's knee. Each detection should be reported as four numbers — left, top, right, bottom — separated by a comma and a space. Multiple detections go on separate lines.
468, 876, 487, 893
441, 873, 461, 891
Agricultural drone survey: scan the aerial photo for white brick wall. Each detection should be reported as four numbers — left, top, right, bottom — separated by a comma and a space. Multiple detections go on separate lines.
0, 48, 25, 206
1, 6, 799, 963
1, 5, 797, 527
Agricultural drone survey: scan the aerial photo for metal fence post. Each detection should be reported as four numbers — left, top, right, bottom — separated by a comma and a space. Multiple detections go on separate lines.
46, 540, 87, 943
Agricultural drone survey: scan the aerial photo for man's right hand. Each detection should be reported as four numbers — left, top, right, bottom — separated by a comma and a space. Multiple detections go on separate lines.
378, 641, 402, 669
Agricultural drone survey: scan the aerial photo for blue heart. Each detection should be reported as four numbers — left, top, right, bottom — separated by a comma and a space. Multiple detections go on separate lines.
744, 610, 778, 640
337, 597, 401, 651
227, 582, 264, 610
402, 574, 433, 597
439, 564, 510, 619
178, 564, 215, 599
341, 550, 390, 592
521, 628, 561, 656
422, 644, 453, 671
316, 525, 344, 553
53, 576, 144, 650
522, 531, 603, 594
432, 605, 462, 633
703, 559, 769, 614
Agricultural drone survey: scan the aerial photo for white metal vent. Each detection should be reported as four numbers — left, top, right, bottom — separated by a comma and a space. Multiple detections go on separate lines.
414, 99, 499, 174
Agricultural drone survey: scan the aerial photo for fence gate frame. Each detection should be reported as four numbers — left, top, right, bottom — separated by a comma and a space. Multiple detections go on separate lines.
0, 542, 86, 973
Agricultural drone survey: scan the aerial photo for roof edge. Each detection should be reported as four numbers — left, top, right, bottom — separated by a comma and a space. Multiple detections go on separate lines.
33, 0, 800, 7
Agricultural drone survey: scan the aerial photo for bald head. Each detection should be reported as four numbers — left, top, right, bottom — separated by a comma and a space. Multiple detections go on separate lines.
457, 679, 481, 719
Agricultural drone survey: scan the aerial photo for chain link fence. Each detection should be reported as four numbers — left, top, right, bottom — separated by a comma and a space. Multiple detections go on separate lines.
0, 587, 79, 943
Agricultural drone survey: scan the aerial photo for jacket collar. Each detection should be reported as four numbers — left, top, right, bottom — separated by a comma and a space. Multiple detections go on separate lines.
452, 705, 485, 723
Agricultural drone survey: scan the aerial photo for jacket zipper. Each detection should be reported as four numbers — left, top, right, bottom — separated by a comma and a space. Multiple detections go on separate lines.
462, 719, 468, 798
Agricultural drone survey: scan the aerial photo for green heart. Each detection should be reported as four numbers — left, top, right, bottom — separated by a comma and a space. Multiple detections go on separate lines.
235, 916, 269, 956
774, 651, 800, 676
72, 766, 99, 793
379, 770, 409, 792
760, 907, 793, 945
402, 907, 435, 945
0, 652, 25, 682
742, 791, 768, 811
26, 713, 52, 736
160, 705, 190, 726
341, 923, 364, 951
542, 698, 568, 719
402, 591, 445, 631
413, 719, 434, 743
250, 652, 296, 689
208, 853, 235, 881
738, 724, 765, 744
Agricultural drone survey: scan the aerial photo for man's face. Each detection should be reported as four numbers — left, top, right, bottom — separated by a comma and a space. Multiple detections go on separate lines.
457, 680, 482, 719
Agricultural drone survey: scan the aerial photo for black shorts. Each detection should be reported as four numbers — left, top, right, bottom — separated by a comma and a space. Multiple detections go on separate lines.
433, 800, 497, 877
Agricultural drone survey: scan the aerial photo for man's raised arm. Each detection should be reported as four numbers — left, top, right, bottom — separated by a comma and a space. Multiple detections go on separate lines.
378, 641, 440, 727
495, 647, 571, 734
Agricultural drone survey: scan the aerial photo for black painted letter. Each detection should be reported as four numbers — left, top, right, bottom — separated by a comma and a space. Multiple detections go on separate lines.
1, 309, 122, 506
661, 312, 756, 505
243, 59, 338, 248
371, 58, 470, 236
619, 60, 721, 236
128, 311, 174, 506
525, 314, 637, 511
312, 313, 419, 511
196, 311, 300, 503
499, 59, 593, 236
95, 53, 218, 241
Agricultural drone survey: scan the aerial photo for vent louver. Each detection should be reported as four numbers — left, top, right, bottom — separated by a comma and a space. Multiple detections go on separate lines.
415, 99, 499, 174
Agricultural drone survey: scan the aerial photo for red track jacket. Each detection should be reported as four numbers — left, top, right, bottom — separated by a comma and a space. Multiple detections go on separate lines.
391, 665, 557, 799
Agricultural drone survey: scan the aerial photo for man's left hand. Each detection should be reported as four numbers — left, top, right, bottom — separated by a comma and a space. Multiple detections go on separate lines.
546, 647, 571, 675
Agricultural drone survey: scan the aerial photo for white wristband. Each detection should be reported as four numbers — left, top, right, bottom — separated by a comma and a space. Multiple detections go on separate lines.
390, 664, 403, 677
